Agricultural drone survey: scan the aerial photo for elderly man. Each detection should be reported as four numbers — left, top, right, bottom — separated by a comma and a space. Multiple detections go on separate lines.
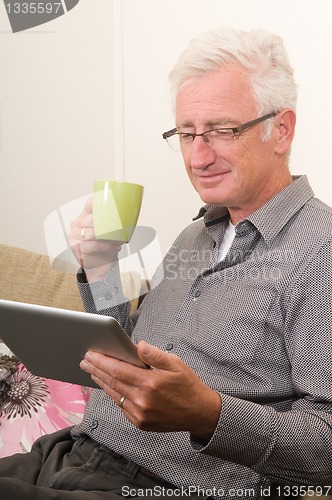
0, 27, 331, 500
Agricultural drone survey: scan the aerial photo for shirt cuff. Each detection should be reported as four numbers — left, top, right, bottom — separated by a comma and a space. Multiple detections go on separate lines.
77, 264, 127, 314
191, 393, 275, 467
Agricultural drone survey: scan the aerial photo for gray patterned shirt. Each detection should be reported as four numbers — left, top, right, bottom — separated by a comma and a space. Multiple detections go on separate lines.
72, 175, 332, 499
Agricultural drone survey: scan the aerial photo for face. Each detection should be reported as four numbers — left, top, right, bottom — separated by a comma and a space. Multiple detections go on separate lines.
175, 66, 289, 223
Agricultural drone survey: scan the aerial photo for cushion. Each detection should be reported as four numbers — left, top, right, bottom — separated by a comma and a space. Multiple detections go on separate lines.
0, 343, 91, 458
0, 244, 83, 311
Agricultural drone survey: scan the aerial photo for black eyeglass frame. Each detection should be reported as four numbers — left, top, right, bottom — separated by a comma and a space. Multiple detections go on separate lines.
162, 111, 278, 147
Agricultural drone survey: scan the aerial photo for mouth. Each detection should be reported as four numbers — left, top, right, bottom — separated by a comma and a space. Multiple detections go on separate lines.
196, 172, 229, 185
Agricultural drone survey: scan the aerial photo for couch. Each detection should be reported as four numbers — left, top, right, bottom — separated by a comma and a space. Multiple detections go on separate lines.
0, 243, 141, 458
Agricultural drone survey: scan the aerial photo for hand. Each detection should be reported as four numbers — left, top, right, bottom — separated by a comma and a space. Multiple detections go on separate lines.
80, 341, 222, 440
68, 197, 122, 282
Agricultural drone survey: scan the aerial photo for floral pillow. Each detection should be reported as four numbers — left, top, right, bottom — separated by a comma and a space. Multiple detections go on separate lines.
0, 343, 92, 458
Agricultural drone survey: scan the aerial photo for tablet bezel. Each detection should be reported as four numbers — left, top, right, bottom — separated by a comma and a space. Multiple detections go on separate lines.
0, 299, 146, 388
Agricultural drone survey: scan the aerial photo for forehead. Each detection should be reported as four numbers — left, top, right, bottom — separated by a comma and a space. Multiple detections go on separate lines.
175, 66, 257, 126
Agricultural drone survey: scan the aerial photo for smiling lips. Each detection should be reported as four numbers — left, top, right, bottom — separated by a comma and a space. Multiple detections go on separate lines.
196, 172, 229, 185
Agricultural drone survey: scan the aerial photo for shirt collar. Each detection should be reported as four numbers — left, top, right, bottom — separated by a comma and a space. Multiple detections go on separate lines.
193, 175, 314, 245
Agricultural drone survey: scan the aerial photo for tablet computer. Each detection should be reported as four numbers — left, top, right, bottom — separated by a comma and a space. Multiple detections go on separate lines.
0, 299, 147, 388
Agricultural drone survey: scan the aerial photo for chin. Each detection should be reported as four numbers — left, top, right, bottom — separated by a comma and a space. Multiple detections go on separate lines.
197, 188, 228, 206
193, 176, 233, 206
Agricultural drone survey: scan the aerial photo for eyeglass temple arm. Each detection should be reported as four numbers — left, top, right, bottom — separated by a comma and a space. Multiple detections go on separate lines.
236, 111, 278, 133
162, 128, 177, 139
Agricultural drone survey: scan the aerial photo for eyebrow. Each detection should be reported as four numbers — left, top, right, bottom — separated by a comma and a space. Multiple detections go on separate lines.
176, 118, 235, 131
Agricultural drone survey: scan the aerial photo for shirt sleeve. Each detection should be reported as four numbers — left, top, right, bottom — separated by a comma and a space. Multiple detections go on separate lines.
76, 262, 136, 336
192, 239, 332, 486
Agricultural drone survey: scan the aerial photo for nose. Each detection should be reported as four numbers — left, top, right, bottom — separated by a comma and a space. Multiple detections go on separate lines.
189, 136, 216, 170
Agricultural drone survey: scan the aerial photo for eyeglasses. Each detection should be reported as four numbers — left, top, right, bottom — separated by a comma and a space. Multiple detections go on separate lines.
162, 111, 278, 152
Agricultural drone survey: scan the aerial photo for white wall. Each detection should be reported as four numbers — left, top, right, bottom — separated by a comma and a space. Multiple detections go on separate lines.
0, 0, 115, 254
1, 0, 332, 262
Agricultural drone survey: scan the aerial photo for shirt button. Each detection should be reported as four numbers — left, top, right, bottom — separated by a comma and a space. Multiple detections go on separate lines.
165, 343, 174, 351
90, 419, 99, 430
192, 289, 201, 299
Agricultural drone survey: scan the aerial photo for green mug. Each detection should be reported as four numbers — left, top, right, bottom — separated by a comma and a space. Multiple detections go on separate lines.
92, 180, 144, 243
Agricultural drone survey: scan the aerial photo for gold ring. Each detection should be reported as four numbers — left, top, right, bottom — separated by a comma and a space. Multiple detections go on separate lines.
81, 227, 86, 240
119, 396, 126, 408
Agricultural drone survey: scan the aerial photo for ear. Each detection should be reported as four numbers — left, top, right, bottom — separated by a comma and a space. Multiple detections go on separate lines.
274, 109, 296, 155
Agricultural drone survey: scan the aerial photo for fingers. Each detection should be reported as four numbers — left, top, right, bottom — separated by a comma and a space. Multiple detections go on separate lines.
67, 196, 123, 280
80, 352, 146, 402
80, 344, 179, 391
80, 355, 138, 421
70, 215, 94, 241
82, 196, 93, 214
86, 371, 134, 417
79, 345, 181, 413
68, 197, 94, 242
79, 224, 95, 242
80, 352, 140, 387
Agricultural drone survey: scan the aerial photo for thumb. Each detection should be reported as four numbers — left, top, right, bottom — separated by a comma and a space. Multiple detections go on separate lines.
137, 341, 178, 371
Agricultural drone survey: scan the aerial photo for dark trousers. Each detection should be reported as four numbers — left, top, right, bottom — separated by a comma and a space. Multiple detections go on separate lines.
0, 427, 206, 499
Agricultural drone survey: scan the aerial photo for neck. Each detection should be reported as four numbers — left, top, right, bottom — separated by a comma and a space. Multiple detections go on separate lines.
229, 170, 293, 225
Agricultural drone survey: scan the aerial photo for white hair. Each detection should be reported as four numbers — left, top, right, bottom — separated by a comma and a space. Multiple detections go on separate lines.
169, 27, 297, 139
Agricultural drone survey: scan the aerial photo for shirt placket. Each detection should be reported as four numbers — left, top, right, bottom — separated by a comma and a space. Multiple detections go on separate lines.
178, 220, 261, 322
